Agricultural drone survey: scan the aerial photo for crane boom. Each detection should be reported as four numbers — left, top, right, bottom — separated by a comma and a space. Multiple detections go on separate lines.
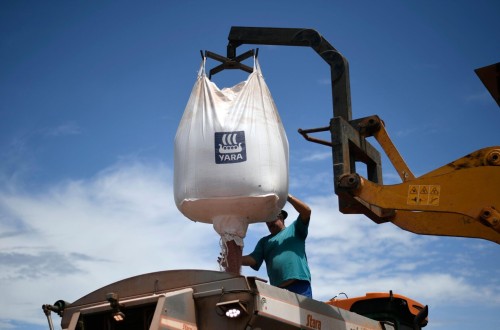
210, 26, 500, 244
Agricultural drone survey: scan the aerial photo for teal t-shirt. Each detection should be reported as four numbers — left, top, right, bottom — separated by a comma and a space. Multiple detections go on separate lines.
249, 217, 311, 286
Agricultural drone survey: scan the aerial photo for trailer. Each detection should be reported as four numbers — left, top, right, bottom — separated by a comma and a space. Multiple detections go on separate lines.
43, 269, 427, 330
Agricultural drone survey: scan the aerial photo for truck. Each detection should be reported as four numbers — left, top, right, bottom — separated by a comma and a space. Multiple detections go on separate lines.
42, 27, 499, 330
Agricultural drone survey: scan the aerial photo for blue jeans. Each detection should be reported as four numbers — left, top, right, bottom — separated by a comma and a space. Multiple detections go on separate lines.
282, 280, 312, 298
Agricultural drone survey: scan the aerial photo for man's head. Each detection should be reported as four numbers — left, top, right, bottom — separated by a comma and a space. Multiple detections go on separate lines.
266, 210, 287, 235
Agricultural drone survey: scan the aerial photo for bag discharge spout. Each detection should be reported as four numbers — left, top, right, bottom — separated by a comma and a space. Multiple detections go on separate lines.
174, 57, 289, 250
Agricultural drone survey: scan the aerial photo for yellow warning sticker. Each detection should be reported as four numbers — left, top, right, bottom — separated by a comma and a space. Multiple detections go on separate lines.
428, 185, 440, 206
407, 185, 419, 205
407, 185, 440, 206
419, 185, 429, 205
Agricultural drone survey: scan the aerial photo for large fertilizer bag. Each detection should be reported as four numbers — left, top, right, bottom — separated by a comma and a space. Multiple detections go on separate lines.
174, 57, 289, 246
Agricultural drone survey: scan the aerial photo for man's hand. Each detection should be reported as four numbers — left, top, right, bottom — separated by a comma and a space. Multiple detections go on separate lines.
287, 194, 311, 224
217, 253, 227, 268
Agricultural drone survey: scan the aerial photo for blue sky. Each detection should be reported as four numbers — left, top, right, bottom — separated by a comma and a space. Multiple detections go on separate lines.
1, 1, 499, 329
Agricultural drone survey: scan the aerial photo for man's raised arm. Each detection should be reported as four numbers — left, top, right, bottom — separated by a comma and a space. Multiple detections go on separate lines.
287, 194, 311, 224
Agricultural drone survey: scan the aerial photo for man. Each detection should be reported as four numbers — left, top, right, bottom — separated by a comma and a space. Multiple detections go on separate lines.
242, 194, 313, 298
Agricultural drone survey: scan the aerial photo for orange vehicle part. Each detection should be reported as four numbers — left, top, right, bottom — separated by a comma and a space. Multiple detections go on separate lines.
326, 291, 428, 329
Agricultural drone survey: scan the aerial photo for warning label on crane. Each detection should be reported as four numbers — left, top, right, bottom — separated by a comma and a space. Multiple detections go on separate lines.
407, 185, 440, 206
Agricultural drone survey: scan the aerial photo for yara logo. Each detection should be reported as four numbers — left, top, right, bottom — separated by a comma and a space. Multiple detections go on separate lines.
218, 133, 243, 154
214, 131, 246, 164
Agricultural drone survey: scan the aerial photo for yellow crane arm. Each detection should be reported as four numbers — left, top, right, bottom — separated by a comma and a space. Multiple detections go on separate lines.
337, 128, 500, 244
216, 26, 499, 244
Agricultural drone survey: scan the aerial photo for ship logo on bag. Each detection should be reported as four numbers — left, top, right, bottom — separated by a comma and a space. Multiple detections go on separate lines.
215, 131, 246, 164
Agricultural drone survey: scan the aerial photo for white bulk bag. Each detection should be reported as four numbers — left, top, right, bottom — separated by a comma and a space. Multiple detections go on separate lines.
174, 57, 288, 242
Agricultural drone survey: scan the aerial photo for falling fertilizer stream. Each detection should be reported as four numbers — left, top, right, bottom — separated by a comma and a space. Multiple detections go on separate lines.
219, 238, 243, 275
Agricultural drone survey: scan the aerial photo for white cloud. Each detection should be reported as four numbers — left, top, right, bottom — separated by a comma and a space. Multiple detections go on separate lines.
0, 161, 498, 329
394, 123, 438, 138
300, 151, 331, 162
317, 78, 331, 85
0, 161, 221, 327
465, 90, 495, 105
43, 121, 81, 137
289, 171, 332, 193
